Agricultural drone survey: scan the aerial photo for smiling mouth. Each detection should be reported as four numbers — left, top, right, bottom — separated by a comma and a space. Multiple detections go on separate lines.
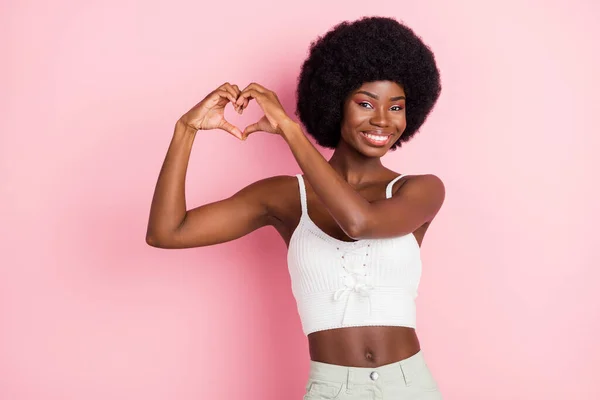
361, 131, 393, 146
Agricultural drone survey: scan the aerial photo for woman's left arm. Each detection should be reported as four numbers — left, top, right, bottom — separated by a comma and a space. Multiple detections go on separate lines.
237, 83, 445, 240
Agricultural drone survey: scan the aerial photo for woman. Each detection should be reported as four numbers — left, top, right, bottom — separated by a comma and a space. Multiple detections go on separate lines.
147, 16, 444, 399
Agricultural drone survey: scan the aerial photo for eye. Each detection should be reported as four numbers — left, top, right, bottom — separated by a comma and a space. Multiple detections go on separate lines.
358, 102, 373, 109
390, 105, 404, 111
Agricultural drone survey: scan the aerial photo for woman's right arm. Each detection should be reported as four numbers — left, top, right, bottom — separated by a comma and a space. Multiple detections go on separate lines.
145, 83, 271, 249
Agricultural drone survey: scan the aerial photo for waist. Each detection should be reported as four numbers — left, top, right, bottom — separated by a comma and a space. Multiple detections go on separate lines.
309, 325, 420, 367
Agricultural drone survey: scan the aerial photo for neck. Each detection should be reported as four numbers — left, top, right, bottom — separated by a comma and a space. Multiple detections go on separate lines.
328, 141, 386, 186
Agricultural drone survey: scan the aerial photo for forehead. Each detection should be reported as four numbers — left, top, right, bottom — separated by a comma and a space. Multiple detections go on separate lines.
355, 81, 405, 96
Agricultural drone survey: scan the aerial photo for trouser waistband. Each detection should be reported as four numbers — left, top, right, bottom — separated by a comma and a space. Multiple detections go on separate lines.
308, 350, 426, 387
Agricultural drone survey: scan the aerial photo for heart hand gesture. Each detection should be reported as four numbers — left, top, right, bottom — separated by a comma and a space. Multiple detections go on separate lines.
178, 82, 296, 141
179, 82, 244, 139
236, 83, 296, 140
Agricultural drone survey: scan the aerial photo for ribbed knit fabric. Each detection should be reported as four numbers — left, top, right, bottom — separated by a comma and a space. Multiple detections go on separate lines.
287, 174, 422, 335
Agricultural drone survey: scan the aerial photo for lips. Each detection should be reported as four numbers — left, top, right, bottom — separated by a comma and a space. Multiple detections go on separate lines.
360, 131, 393, 147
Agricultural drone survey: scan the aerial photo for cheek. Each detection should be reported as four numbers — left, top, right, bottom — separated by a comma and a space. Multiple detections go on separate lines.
397, 114, 408, 131
346, 110, 370, 132
340, 108, 361, 130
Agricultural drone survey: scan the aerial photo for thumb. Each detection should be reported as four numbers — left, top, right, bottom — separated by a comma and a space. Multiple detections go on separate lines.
220, 120, 243, 140
242, 122, 261, 140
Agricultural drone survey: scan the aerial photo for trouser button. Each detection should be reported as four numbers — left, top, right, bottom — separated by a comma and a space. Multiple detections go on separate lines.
370, 371, 379, 381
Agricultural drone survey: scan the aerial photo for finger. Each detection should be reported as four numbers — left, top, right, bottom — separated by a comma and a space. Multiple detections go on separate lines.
217, 89, 238, 107
235, 98, 249, 115
242, 83, 276, 103
241, 82, 267, 94
218, 82, 236, 93
221, 86, 242, 112
231, 85, 246, 113
220, 83, 240, 102
217, 83, 242, 111
232, 85, 242, 112
235, 97, 249, 113
203, 90, 233, 110
236, 89, 263, 107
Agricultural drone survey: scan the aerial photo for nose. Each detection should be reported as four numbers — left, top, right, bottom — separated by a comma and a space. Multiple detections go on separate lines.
369, 107, 390, 127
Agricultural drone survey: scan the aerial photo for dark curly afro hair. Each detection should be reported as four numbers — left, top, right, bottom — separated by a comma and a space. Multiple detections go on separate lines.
296, 16, 441, 150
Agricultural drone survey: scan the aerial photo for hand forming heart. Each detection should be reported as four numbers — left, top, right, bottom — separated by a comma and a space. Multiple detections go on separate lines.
235, 83, 294, 139
178, 82, 295, 141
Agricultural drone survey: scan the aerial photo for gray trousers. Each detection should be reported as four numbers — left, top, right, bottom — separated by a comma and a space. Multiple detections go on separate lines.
304, 351, 442, 399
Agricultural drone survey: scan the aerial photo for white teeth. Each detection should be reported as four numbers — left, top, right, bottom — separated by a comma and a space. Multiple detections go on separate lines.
365, 133, 389, 142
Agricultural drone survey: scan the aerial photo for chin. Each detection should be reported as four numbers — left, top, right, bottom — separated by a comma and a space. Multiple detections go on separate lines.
362, 147, 391, 158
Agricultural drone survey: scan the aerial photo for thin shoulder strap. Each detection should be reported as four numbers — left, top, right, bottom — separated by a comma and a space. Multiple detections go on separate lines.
295, 174, 308, 215
385, 174, 404, 199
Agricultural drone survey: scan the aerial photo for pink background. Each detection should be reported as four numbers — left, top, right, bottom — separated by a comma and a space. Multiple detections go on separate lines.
2, 0, 599, 399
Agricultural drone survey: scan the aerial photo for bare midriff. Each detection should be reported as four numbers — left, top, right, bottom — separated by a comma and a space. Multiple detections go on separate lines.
308, 326, 420, 367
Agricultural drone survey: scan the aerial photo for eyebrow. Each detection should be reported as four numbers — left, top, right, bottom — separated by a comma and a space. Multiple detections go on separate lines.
356, 90, 406, 101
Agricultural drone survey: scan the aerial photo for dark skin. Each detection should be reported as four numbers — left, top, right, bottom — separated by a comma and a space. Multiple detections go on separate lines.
146, 81, 445, 367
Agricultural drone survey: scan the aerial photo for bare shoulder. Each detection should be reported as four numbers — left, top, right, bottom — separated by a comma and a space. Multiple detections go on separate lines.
403, 173, 444, 191
393, 173, 444, 193
391, 173, 446, 216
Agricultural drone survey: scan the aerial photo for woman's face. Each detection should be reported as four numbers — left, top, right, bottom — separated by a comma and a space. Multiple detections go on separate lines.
339, 80, 407, 157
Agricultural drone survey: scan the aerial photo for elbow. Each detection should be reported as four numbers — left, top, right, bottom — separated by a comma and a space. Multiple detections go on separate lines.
145, 234, 160, 247
344, 219, 368, 240
146, 217, 186, 249
145, 231, 172, 249
345, 227, 364, 241
146, 229, 185, 249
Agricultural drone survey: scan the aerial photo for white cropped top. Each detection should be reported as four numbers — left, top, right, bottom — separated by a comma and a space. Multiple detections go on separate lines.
287, 174, 422, 335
